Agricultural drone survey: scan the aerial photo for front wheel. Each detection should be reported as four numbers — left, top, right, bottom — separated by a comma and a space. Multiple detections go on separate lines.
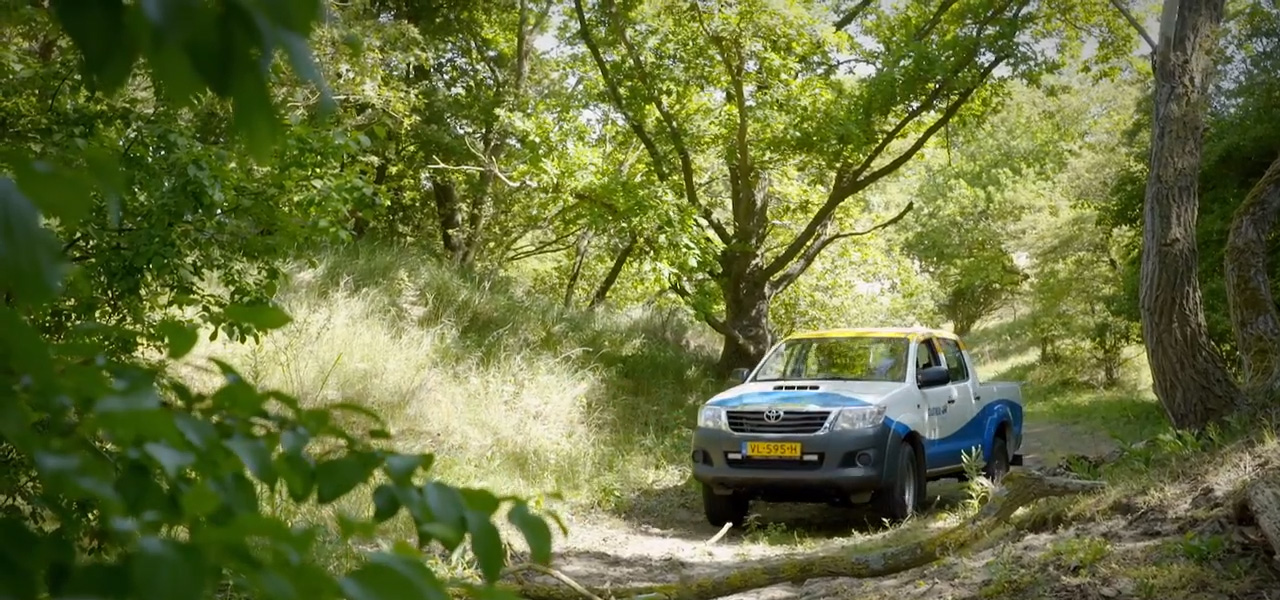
872, 441, 924, 522
701, 483, 749, 527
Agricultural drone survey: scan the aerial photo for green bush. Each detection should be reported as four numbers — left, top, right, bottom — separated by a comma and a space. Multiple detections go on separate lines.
0, 4, 553, 600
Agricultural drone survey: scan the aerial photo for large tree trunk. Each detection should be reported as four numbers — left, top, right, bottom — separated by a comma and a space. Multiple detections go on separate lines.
507, 471, 1105, 600
1224, 154, 1280, 395
1138, 0, 1241, 430
716, 269, 774, 373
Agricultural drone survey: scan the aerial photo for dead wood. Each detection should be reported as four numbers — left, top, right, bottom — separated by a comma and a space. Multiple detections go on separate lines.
507, 470, 1106, 600
1247, 468, 1280, 562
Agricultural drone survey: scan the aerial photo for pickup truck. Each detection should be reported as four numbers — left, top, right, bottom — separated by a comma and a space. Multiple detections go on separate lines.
690, 327, 1023, 525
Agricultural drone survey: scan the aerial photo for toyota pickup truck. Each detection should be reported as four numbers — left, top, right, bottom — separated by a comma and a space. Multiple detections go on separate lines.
690, 327, 1023, 525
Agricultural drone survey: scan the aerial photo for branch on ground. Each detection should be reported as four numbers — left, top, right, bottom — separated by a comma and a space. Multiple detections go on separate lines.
1247, 467, 1280, 561
507, 471, 1106, 600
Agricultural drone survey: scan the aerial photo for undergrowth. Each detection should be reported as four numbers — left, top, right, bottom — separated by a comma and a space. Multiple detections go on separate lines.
173, 241, 722, 523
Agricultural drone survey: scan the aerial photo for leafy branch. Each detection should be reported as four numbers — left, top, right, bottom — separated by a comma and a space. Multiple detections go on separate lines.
572, 0, 733, 246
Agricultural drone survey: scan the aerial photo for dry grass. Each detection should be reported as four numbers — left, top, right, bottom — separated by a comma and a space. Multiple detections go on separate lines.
176, 242, 720, 501
167, 242, 726, 572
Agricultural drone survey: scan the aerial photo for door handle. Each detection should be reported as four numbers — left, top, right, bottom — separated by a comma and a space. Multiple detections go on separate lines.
946, 398, 957, 404
975, 395, 983, 402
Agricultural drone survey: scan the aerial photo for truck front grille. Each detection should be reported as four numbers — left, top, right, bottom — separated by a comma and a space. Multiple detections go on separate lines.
725, 410, 831, 434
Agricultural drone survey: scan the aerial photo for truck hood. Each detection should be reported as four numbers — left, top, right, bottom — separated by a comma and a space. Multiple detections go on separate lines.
705, 380, 908, 410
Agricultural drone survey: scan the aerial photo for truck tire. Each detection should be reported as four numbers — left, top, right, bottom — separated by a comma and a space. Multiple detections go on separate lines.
985, 434, 1010, 482
872, 441, 924, 522
701, 483, 748, 527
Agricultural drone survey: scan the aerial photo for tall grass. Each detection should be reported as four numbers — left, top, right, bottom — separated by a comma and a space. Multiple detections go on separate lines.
175, 241, 722, 506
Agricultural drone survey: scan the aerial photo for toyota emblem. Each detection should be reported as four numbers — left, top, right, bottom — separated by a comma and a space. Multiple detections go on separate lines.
763, 408, 784, 423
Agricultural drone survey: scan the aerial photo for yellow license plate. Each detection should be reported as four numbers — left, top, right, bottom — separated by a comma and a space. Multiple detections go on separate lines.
743, 441, 802, 458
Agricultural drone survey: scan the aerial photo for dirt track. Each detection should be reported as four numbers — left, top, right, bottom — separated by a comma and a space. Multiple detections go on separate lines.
523, 421, 1123, 599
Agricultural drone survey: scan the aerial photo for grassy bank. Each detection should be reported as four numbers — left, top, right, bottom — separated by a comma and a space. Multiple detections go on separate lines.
176, 242, 723, 507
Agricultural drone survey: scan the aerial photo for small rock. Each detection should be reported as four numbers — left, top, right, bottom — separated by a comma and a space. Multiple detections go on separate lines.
1099, 586, 1120, 598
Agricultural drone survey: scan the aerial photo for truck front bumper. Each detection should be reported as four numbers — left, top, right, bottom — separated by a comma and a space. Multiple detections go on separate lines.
690, 424, 904, 502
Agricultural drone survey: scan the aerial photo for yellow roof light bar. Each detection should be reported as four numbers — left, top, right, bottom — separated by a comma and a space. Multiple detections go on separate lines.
784, 327, 964, 347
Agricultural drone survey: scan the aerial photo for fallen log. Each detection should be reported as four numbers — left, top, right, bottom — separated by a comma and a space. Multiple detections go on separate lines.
1247, 468, 1280, 562
508, 471, 1106, 600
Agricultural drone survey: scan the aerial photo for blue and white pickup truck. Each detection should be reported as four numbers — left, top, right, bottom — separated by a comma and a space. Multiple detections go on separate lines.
690, 327, 1024, 525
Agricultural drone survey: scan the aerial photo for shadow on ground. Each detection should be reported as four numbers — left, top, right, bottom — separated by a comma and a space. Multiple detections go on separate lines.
606, 477, 973, 544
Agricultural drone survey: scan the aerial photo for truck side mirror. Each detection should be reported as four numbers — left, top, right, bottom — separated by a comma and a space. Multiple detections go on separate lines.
916, 365, 950, 388
728, 368, 750, 383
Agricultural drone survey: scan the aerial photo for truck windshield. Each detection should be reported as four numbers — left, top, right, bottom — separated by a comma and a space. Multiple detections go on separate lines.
752, 336, 910, 382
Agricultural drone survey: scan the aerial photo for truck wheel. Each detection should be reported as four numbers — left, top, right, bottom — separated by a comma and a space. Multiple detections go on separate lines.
985, 434, 1010, 482
872, 441, 924, 522
701, 483, 749, 527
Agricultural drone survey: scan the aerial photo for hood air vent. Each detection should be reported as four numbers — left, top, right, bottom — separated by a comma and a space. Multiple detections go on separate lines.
772, 384, 820, 391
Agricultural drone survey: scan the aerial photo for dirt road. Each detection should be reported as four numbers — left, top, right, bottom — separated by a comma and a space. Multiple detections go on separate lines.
518, 421, 1122, 600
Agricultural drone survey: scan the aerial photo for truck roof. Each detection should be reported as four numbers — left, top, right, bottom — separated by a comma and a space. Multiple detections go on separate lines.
784, 326, 962, 343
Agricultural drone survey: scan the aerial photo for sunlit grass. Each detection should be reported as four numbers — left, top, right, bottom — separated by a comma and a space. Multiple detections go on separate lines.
174, 241, 721, 511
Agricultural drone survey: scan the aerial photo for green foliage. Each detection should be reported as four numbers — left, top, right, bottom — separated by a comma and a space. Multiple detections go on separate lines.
769, 233, 936, 334
958, 446, 992, 513
0, 332, 555, 600
0, 4, 555, 600
0, 3, 409, 358
1042, 536, 1112, 572
1002, 75, 1144, 386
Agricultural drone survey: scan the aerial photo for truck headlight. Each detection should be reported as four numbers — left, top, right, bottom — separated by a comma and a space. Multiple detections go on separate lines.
698, 406, 727, 430
832, 406, 886, 430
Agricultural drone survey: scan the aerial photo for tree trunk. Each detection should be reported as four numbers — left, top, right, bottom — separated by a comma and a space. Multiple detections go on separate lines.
563, 231, 592, 308
1224, 154, 1280, 395
716, 270, 774, 374
432, 179, 466, 262
589, 234, 637, 310
1138, 0, 1241, 430
507, 471, 1105, 600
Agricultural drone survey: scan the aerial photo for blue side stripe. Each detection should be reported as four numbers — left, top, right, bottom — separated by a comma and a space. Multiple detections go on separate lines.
920, 399, 1023, 470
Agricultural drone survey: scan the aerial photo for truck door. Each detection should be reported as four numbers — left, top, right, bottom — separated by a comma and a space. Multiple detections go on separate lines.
915, 338, 954, 471
935, 336, 979, 463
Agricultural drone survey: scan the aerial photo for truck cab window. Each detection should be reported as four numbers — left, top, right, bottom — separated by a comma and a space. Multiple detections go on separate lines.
937, 338, 969, 382
916, 339, 941, 371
